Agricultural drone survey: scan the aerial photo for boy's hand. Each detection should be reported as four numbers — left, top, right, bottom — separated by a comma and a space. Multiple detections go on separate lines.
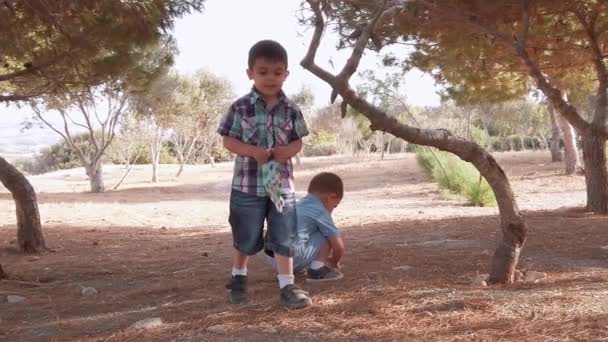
328, 257, 341, 271
252, 147, 272, 165
271, 146, 291, 163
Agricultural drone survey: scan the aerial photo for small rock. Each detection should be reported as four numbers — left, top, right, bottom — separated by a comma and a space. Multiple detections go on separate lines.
202, 252, 208, 257
28, 256, 40, 262
601, 245, 608, 250
160, 226, 167, 231
129, 317, 163, 330
262, 326, 278, 334
470, 274, 488, 286
81, 287, 98, 297
524, 271, 547, 283
481, 249, 492, 256
92, 241, 99, 246
7, 295, 26, 304
299, 332, 315, 338
392, 265, 413, 271
206, 324, 228, 334
470, 278, 487, 286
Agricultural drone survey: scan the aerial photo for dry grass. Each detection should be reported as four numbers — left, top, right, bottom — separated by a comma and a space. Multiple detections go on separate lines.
1, 152, 607, 341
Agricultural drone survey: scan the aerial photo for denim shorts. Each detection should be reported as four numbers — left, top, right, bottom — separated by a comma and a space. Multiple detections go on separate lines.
229, 189, 296, 257
267, 232, 328, 272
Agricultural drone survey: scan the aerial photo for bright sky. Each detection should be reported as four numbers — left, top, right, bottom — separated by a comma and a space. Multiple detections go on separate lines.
173, 0, 440, 108
1, 0, 440, 154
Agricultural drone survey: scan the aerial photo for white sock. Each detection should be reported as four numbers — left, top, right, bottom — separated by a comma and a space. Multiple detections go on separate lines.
232, 267, 247, 277
310, 260, 325, 270
277, 274, 295, 289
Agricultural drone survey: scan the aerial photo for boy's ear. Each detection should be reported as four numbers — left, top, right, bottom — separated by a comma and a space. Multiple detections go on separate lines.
285, 69, 290, 78
246, 68, 253, 80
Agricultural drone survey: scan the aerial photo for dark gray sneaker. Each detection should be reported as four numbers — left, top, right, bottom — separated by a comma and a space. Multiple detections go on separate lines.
279, 284, 312, 309
226, 275, 248, 304
306, 266, 344, 283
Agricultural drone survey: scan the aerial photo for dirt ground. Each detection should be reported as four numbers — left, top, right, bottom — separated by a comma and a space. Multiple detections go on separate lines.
1, 151, 607, 341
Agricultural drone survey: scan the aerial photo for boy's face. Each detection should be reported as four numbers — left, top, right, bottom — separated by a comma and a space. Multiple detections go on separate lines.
247, 58, 289, 99
323, 193, 342, 213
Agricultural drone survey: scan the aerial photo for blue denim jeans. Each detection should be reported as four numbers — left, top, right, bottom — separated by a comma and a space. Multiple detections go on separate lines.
229, 189, 296, 257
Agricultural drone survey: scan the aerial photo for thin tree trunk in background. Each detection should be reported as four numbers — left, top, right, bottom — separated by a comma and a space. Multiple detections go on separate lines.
0, 156, 45, 253
150, 126, 163, 183
557, 112, 582, 174
548, 104, 563, 162
380, 133, 385, 160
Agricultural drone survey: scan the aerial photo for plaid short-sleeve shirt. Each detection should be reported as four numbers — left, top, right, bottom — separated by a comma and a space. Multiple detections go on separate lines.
217, 88, 309, 197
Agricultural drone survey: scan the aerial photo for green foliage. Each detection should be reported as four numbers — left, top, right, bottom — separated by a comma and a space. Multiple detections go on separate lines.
1, 1, 205, 102
304, 143, 339, 157
310, 130, 337, 146
304, 130, 339, 157
416, 148, 496, 207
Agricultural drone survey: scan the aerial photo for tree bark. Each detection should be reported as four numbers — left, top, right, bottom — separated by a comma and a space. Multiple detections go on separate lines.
380, 133, 385, 160
176, 163, 185, 178
150, 127, 163, 183
85, 158, 104, 193
548, 104, 563, 162
151, 144, 159, 183
301, 0, 526, 284
557, 112, 582, 174
582, 132, 608, 213
0, 156, 45, 253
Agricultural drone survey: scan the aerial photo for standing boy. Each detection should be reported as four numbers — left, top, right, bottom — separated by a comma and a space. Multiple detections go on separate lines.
217, 40, 312, 309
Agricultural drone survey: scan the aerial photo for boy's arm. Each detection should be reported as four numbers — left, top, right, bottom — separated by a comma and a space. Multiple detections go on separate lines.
223, 136, 271, 165
271, 139, 303, 163
327, 236, 345, 268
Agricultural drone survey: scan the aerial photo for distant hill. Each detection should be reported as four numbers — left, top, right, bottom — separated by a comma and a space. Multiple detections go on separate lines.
0, 108, 64, 161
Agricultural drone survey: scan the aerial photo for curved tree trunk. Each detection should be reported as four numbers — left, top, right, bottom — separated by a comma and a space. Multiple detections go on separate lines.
340, 92, 526, 284
548, 104, 563, 162
300, 0, 526, 283
0, 156, 45, 253
582, 132, 608, 213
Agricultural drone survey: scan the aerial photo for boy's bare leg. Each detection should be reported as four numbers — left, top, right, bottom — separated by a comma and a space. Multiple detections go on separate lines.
275, 254, 294, 288
309, 241, 331, 270
232, 250, 249, 273
228, 250, 249, 304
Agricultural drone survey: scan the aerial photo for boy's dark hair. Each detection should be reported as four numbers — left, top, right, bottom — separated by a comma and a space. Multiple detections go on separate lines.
248, 40, 288, 69
308, 172, 344, 198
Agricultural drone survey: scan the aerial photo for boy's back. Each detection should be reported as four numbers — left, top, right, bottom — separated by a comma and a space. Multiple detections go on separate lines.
295, 194, 340, 244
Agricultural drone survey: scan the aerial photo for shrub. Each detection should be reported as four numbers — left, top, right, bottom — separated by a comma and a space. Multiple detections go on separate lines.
304, 143, 339, 157
415, 147, 496, 207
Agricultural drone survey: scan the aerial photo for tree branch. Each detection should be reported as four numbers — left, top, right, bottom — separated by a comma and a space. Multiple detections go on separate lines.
517, 0, 531, 49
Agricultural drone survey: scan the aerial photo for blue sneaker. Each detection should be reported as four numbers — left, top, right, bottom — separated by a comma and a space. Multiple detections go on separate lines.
226, 275, 248, 304
306, 266, 344, 283
279, 284, 313, 309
